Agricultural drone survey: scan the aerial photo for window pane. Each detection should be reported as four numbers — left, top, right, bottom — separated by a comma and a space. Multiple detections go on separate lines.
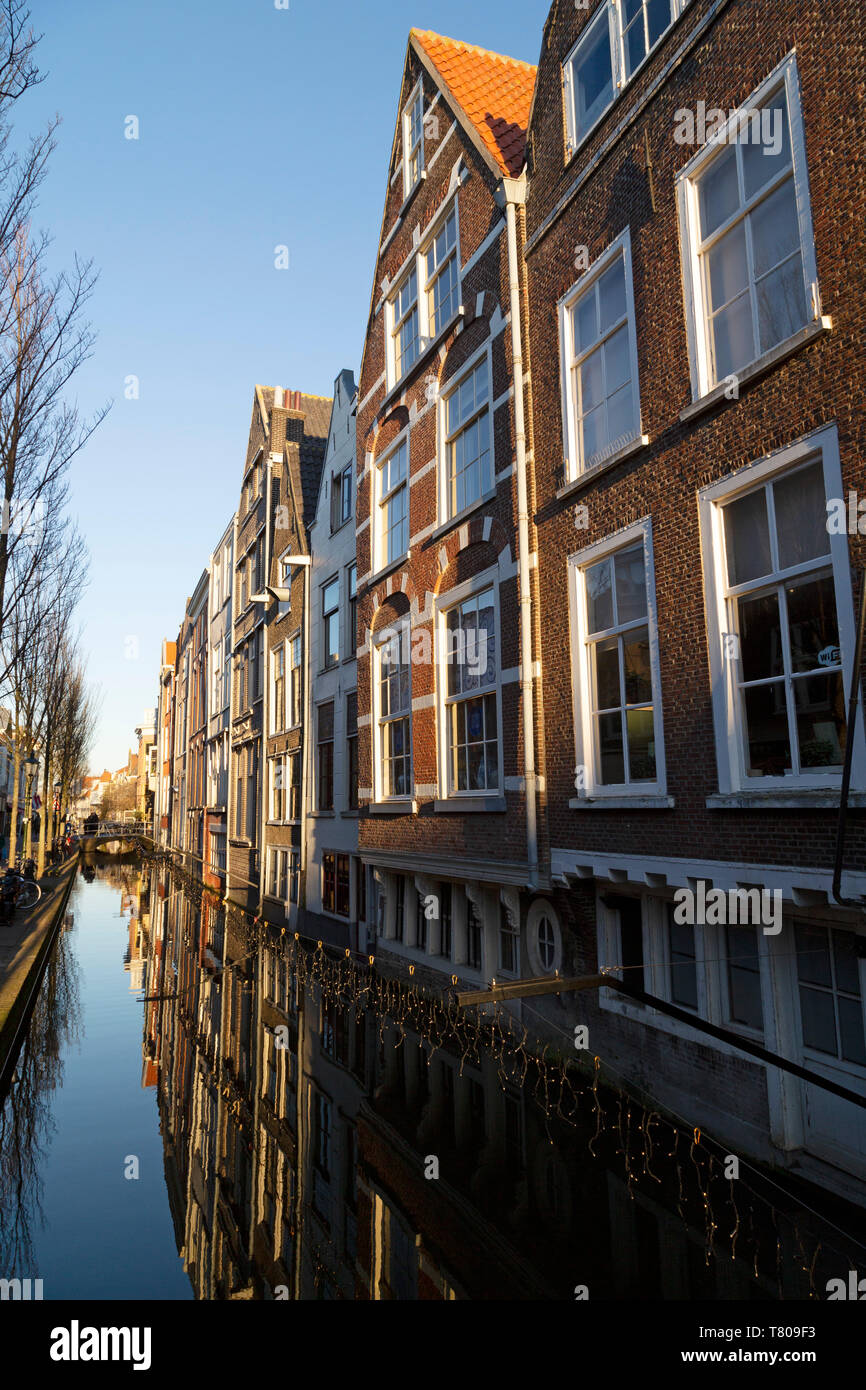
786, 575, 840, 673
794, 671, 845, 768
796, 924, 833, 988
626, 707, 656, 780
596, 711, 624, 784
711, 290, 754, 381
606, 382, 635, 446
742, 88, 791, 200
738, 590, 783, 682
669, 919, 698, 1010
832, 930, 862, 997
571, 8, 614, 143
726, 925, 763, 1030
623, 628, 652, 704
592, 637, 620, 710
756, 252, 807, 354
614, 545, 647, 623
586, 557, 614, 633
707, 221, 749, 311
838, 997, 866, 1066
750, 180, 799, 278
580, 347, 604, 410
574, 292, 598, 355
773, 464, 830, 570
699, 146, 740, 239
743, 682, 790, 775
799, 985, 837, 1055
598, 258, 626, 333
605, 324, 631, 394
724, 487, 772, 586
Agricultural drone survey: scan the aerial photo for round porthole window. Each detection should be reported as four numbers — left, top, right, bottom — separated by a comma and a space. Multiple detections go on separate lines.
538, 915, 556, 971
526, 898, 563, 977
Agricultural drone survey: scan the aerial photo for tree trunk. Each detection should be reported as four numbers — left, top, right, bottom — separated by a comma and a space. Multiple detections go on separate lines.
37, 734, 50, 876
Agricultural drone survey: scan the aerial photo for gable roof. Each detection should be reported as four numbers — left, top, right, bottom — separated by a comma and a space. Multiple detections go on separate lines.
410, 29, 536, 178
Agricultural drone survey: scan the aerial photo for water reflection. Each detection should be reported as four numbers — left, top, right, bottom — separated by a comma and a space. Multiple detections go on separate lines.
0, 926, 81, 1276
146, 856, 866, 1300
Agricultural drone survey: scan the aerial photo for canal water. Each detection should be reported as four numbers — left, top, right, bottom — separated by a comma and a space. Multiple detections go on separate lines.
1, 855, 864, 1300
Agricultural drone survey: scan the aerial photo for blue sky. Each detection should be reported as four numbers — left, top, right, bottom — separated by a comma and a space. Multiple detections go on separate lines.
23, 0, 545, 772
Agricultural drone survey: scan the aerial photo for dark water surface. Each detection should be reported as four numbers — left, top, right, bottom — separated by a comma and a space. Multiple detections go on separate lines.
1, 857, 864, 1301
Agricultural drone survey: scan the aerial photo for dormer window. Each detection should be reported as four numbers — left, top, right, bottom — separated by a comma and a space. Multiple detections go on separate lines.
402, 80, 424, 198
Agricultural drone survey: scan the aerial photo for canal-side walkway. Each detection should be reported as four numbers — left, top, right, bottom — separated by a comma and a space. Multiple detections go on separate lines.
0, 855, 77, 1081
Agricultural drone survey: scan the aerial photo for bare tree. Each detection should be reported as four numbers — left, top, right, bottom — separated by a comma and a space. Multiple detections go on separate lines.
0, 1, 106, 647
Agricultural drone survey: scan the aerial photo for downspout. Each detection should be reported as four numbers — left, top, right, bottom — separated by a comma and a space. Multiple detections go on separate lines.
502, 174, 538, 891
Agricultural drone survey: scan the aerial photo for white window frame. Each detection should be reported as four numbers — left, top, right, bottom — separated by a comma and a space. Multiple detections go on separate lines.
698, 425, 865, 796
267, 846, 289, 903
434, 566, 504, 800
385, 198, 462, 389
373, 620, 413, 804
424, 204, 460, 340
402, 78, 425, 200
271, 641, 287, 734
568, 517, 667, 801
322, 573, 341, 670
563, 0, 691, 158
269, 755, 287, 823
437, 341, 493, 525
597, 890, 773, 1047
676, 53, 821, 403
374, 431, 410, 572
558, 227, 644, 482
289, 631, 302, 729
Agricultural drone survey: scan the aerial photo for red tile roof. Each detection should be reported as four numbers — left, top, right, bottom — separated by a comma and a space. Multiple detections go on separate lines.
411, 30, 536, 178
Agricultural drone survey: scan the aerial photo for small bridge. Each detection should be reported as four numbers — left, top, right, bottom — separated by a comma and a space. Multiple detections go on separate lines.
80, 822, 153, 849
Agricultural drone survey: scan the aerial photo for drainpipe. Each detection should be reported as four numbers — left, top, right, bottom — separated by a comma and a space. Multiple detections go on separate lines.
502, 174, 538, 891
832, 567, 866, 908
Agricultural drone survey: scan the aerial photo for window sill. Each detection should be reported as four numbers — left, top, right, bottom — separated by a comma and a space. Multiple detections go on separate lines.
369, 799, 417, 815
380, 309, 464, 415
364, 551, 411, 592
707, 788, 862, 810
569, 794, 674, 810
434, 795, 506, 813
428, 488, 497, 545
680, 319, 832, 424
556, 433, 649, 500
311, 810, 336, 818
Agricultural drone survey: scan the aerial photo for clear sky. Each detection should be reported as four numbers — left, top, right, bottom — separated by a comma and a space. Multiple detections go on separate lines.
22, 0, 546, 773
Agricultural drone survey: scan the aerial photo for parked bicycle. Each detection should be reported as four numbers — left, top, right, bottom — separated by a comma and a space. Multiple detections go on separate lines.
0, 863, 41, 921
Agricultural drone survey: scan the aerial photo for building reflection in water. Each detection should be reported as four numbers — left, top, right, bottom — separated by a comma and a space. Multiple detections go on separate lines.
141, 856, 865, 1301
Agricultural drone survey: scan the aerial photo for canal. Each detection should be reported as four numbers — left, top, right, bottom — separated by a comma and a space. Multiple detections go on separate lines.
1, 854, 864, 1300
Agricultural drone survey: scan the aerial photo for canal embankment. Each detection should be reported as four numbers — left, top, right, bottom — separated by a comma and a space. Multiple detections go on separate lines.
0, 854, 78, 1086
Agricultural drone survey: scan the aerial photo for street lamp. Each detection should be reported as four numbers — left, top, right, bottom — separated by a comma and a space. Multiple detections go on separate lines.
53, 780, 62, 844
23, 752, 38, 861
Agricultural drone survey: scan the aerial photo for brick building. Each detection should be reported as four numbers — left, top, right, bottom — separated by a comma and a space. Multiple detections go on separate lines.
355, 30, 541, 988
227, 385, 330, 916
259, 387, 331, 928
304, 368, 363, 949
523, 0, 866, 1198
205, 515, 235, 890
